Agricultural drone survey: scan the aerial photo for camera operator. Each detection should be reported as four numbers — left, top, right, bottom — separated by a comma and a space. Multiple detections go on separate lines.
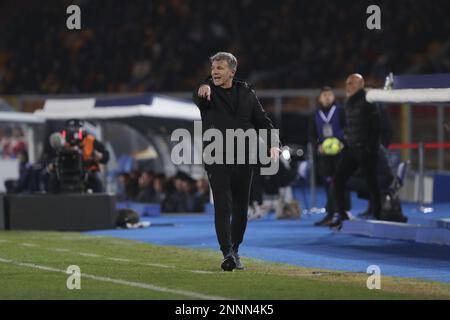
48, 119, 109, 193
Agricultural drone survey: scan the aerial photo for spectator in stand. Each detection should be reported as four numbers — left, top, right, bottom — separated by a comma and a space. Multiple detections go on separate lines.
136, 170, 155, 202
10, 127, 27, 157
117, 173, 138, 201
161, 174, 186, 213
128, 170, 141, 198
0, 1, 446, 94
161, 172, 204, 213
149, 173, 167, 203
196, 178, 210, 205
181, 176, 203, 212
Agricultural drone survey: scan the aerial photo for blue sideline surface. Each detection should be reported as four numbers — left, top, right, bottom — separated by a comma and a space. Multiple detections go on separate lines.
87, 189, 450, 283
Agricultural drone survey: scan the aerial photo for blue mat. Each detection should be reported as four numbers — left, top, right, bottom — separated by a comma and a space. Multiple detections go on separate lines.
87, 189, 450, 284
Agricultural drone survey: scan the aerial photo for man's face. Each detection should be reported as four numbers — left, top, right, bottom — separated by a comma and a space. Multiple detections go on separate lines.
174, 178, 184, 191
196, 179, 208, 192
118, 175, 128, 185
211, 60, 235, 87
181, 180, 192, 193
346, 76, 364, 97
153, 179, 164, 193
138, 173, 152, 188
319, 91, 335, 108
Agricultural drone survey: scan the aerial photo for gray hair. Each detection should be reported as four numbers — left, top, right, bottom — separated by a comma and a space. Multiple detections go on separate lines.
209, 52, 238, 71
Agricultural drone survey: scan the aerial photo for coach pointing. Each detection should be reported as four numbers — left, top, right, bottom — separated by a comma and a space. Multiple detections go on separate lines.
193, 52, 280, 271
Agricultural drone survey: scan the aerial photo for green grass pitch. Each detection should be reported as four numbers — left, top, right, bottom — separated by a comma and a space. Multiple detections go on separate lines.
0, 231, 449, 300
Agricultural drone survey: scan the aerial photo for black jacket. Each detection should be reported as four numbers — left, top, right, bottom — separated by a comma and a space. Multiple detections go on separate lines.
344, 89, 380, 151
192, 78, 279, 166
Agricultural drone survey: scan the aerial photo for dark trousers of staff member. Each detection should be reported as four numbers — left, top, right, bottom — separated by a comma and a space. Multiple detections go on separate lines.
333, 147, 381, 220
318, 154, 351, 215
207, 164, 253, 257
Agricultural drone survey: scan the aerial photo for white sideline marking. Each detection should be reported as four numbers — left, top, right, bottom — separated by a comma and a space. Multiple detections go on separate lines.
189, 270, 216, 274
31, 244, 201, 273
145, 263, 175, 269
60, 235, 103, 240
0, 257, 230, 300
48, 248, 70, 253
21, 243, 38, 247
78, 252, 101, 258
11, 242, 225, 278
107, 257, 132, 262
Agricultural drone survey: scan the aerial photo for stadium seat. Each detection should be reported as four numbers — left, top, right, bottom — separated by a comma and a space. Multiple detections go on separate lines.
396, 160, 410, 187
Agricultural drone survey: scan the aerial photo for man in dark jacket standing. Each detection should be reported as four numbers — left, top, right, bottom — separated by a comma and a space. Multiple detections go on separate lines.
193, 52, 280, 271
331, 74, 381, 229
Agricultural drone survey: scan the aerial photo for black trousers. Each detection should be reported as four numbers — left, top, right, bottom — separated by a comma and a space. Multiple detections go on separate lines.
249, 172, 263, 205
85, 171, 104, 193
207, 164, 253, 257
318, 154, 351, 215
333, 147, 381, 219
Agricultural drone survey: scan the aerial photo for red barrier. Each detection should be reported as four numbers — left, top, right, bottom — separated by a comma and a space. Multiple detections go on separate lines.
388, 143, 450, 150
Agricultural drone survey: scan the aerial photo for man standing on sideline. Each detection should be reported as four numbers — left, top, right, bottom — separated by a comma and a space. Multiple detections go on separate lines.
309, 86, 350, 226
193, 52, 280, 271
331, 74, 381, 229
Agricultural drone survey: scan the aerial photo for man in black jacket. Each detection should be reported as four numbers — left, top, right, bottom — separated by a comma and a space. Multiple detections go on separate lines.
331, 74, 381, 229
193, 52, 280, 271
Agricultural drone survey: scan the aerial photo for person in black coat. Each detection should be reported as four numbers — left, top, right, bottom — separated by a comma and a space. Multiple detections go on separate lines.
331, 74, 381, 229
193, 52, 280, 271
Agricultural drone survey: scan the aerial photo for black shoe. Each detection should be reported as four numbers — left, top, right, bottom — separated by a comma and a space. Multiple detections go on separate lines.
233, 252, 245, 270
329, 214, 350, 230
221, 256, 236, 272
314, 215, 334, 226
329, 219, 344, 230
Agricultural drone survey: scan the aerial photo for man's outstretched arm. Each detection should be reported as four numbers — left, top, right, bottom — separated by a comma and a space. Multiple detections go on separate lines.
192, 83, 211, 109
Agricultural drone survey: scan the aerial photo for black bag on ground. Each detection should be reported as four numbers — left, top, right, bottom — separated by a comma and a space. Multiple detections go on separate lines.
116, 209, 140, 228
380, 192, 408, 223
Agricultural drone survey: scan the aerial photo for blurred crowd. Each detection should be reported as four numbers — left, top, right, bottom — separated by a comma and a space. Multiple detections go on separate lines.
117, 170, 210, 213
0, 0, 448, 94
0, 125, 27, 159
